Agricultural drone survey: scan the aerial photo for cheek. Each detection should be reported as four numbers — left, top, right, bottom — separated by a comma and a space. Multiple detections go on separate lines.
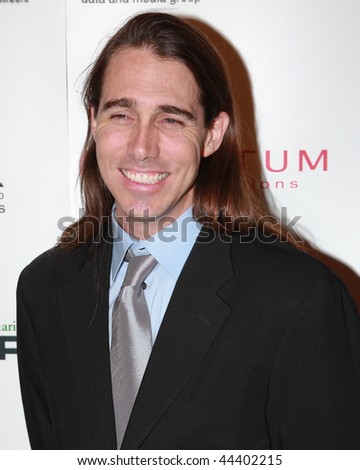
96, 121, 128, 144
162, 132, 203, 165
95, 129, 126, 163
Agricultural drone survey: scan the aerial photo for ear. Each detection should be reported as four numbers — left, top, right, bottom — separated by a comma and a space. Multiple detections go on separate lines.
202, 111, 230, 158
90, 106, 98, 141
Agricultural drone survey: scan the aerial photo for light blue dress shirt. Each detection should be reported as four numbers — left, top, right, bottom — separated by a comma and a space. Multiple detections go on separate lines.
109, 207, 202, 345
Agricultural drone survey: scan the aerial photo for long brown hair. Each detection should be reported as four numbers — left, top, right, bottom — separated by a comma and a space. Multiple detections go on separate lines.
60, 12, 306, 250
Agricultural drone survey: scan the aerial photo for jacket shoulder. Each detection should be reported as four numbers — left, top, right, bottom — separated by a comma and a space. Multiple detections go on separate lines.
18, 243, 92, 292
228, 233, 335, 297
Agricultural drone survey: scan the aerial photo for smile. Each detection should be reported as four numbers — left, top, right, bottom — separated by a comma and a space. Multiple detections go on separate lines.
121, 169, 169, 185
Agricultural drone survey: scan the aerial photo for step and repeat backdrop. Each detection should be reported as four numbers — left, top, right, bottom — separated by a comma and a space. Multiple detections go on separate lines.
1, 0, 359, 449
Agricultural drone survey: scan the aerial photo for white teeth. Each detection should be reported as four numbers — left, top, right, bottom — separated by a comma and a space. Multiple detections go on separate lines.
122, 169, 169, 185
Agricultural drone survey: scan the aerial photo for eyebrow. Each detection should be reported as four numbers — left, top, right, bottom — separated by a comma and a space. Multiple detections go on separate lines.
101, 98, 196, 122
158, 104, 196, 122
102, 98, 136, 112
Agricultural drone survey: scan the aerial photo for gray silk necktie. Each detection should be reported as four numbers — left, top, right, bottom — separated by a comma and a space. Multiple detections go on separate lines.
110, 249, 157, 449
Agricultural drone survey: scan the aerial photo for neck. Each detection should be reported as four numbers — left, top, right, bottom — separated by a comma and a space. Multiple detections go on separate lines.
115, 215, 175, 240
115, 206, 193, 240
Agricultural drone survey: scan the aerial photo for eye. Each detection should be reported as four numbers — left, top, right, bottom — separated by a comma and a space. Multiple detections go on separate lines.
112, 113, 130, 120
161, 117, 183, 128
110, 113, 134, 125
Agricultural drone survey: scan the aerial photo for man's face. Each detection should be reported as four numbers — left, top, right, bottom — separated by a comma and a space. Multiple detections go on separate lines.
91, 47, 227, 236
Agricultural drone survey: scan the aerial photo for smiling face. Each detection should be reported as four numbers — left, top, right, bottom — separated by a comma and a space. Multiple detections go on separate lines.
91, 47, 229, 238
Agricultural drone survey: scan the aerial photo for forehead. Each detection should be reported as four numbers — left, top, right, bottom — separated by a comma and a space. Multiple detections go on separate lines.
100, 47, 201, 109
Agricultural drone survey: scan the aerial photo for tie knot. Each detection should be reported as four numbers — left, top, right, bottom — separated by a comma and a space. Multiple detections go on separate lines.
122, 251, 157, 288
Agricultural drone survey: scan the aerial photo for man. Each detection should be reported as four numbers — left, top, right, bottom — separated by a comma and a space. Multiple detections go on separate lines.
17, 12, 360, 449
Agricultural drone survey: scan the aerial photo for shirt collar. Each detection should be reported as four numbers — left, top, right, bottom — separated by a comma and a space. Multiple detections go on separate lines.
111, 206, 202, 282
111, 211, 134, 281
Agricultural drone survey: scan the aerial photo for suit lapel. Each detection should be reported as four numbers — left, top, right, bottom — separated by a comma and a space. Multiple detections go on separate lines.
122, 230, 234, 449
56, 237, 117, 448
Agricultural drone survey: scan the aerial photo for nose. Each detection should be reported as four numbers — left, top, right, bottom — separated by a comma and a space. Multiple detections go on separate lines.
127, 121, 159, 162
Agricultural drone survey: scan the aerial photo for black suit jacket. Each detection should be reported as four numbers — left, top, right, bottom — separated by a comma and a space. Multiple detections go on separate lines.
17, 228, 360, 449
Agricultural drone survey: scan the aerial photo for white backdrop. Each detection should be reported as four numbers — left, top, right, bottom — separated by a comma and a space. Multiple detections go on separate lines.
1, 0, 359, 449
0, 0, 68, 449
